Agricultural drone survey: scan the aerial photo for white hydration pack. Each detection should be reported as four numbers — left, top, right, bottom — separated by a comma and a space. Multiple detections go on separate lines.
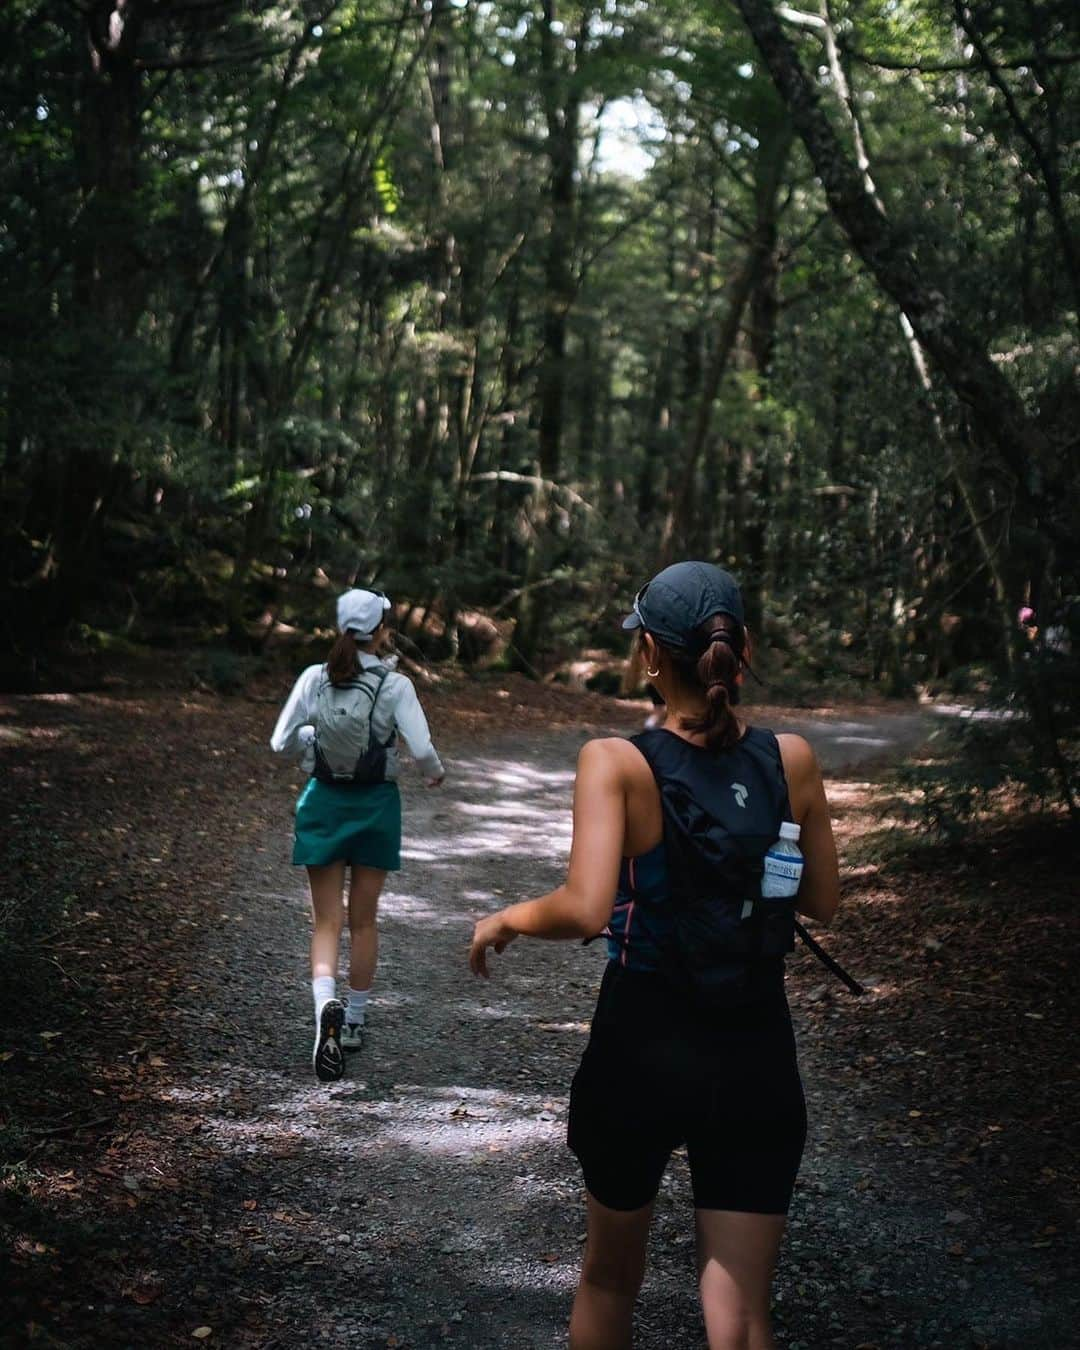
312, 664, 391, 784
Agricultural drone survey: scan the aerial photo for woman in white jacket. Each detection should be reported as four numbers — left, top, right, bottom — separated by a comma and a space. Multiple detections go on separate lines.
271, 588, 444, 1081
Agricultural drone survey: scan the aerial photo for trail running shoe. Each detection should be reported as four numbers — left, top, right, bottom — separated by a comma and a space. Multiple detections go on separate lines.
341, 1021, 365, 1053
312, 999, 345, 1082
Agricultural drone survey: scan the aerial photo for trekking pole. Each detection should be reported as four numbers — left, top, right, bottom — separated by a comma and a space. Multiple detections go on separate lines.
794, 920, 866, 996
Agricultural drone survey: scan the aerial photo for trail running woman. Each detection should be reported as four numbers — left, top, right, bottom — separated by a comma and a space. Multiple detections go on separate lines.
469, 561, 840, 1350
272, 588, 444, 1082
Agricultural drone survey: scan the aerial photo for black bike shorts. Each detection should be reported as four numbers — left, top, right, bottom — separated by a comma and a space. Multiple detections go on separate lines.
567, 967, 807, 1214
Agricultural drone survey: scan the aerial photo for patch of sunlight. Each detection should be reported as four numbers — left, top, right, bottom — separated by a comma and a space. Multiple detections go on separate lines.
931, 704, 1018, 722
821, 781, 875, 802
396, 1083, 565, 1108
832, 735, 892, 748
455, 760, 575, 792
360, 986, 413, 1010
376, 1098, 564, 1158
406, 825, 569, 859
2, 724, 66, 742
455, 800, 566, 822
156, 1083, 229, 1107
591, 95, 666, 179
380, 890, 469, 924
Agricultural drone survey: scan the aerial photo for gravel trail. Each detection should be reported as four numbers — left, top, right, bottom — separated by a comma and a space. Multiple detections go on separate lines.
161, 709, 1071, 1349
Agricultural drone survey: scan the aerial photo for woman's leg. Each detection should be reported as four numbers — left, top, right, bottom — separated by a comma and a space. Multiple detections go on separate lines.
307, 862, 347, 981
346, 865, 387, 992
694, 1209, 787, 1350
569, 1193, 653, 1350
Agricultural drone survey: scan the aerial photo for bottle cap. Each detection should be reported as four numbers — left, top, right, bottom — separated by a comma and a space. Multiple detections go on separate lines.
779, 821, 801, 841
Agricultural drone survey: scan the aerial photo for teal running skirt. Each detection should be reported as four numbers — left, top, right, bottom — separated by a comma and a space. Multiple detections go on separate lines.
292, 778, 402, 870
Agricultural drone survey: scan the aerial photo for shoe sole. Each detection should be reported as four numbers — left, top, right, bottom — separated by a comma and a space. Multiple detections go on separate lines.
313, 1000, 345, 1082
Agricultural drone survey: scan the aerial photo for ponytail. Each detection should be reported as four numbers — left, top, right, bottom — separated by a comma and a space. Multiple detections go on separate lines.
672, 617, 745, 752
327, 631, 360, 686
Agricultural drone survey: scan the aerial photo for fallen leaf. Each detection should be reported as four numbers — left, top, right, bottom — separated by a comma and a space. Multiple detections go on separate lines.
192, 1329, 212, 1340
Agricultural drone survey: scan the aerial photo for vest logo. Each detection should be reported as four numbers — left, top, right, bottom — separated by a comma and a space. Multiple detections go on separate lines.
731, 782, 749, 809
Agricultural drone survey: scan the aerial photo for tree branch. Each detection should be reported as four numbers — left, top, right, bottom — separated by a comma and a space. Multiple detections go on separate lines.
728, 0, 1058, 517
844, 45, 1080, 74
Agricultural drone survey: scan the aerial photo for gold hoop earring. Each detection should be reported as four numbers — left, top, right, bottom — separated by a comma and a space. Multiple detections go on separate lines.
646, 666, 660, 679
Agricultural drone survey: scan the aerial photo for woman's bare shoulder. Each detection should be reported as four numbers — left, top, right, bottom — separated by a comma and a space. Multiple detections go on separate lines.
775, 732, 822, 784
577, 735, 643, 770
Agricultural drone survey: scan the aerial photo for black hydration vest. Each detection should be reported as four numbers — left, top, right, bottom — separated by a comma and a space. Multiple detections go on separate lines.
631, 727, 796, 1010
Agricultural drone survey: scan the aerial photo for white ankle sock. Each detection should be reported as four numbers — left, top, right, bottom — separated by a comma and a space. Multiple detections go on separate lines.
346, 988, 370, 1026
312, 976, 336, 1016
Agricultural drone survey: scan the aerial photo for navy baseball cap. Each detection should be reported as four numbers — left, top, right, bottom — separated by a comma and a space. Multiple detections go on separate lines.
622, 562, 745, 651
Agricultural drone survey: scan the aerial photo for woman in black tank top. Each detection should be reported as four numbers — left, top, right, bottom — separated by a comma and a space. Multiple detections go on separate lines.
469, 562, 841, 1350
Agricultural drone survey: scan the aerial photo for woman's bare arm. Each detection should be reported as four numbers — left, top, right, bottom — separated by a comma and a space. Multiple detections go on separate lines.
777, 733, 840, 926
469, 739, 626, 976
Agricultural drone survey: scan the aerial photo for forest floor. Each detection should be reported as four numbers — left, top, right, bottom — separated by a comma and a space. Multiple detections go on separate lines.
1, 668, 1077, 1349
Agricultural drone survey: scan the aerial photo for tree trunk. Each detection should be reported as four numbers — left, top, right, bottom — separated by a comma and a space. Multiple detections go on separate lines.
658, 251, 758, 565
511, 0, 581, 671
52, 0, 147, 625
729, 0, 1058, 520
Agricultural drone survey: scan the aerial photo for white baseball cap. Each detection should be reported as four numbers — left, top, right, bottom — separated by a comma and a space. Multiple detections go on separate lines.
337, 588, 391, 638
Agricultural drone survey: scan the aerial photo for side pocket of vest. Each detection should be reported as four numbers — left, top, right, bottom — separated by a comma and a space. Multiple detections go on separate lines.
758, 898, 797, 956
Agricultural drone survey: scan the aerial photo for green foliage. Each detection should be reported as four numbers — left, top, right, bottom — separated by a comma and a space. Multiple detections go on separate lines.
189, 647, 265, 694
896, 647, 1080, 836
373, 153, 400, 215
0, 0, 1076, 747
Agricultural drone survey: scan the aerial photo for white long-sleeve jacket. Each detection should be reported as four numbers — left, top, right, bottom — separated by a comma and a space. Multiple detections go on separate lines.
270, 654, 444, 781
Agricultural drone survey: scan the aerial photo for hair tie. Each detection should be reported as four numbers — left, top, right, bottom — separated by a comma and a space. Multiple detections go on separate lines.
698, 630, 740, 659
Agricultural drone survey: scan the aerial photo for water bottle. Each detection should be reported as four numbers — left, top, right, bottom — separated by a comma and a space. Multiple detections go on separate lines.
762, 821, 804, 898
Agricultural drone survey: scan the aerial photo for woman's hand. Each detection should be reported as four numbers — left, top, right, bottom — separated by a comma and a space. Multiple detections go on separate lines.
469, 912, 516, 978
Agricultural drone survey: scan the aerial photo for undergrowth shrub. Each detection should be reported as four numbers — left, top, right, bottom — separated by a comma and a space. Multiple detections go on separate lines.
189, 647, 264, 693
896, 647, 1079, 837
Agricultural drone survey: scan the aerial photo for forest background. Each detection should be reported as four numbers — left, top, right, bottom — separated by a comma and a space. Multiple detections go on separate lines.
2, 4, 1079, 1343
1, 0, 1078, 807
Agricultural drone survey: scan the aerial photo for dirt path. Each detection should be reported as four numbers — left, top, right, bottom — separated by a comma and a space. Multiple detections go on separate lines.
4, 696, 1076, 1348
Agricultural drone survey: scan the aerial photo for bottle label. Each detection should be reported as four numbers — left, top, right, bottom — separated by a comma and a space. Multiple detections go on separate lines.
764, 853, 802, 881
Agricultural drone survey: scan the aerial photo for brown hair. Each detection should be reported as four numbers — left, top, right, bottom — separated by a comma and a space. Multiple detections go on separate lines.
666, 615, 746, 752
327, 631, 361, 686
